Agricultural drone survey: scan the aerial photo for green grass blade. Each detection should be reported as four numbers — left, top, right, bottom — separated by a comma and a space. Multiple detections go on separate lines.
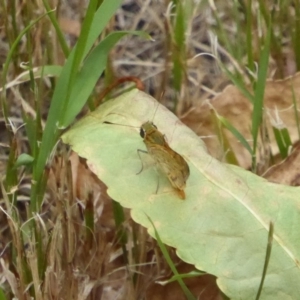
218, 116, 253, 155
294, 0, 300, 70
291, 85, 300, 139
172, 1, 185, 92
255, 222, 274, 300
246, 0, 254, 72
62, 0, 98, 117
32, 0, 124, 210
34, 0, 123, 177
82, 0, 124, 57
13, 153, 34, 169
3, 137, 18, 205
62, 31, 150, 126
210, 5, 234, 59
22, 113, 37, 154
0, 287, 7, 300
251, 18, 271, 170
221, 65, 254, 103
147, 216, 196, 300
42, 0, 70, 57
1, 9, 54, 125
272, 127, 292, 159
211, 110, 240, 165
258, 1, 283, 76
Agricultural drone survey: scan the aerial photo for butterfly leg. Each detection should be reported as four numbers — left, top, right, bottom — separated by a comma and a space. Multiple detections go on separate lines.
136, 149, 148, 175
155, 172, 160, 194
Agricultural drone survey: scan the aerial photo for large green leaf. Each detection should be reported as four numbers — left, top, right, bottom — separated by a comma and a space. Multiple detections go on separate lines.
62, 89, 300, 299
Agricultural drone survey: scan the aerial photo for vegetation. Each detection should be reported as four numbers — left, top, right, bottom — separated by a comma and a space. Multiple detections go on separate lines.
0, 0, 299, 299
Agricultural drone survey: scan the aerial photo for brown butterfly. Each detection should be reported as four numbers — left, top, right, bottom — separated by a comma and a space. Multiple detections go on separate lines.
138, 121, 190, 199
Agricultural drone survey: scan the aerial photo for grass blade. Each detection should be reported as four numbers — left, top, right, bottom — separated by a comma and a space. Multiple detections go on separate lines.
255, 222, 274, 300
294, 0, 300, 70
147, 216, 196, 300
42, 0, 70, 57
218, 116, 253, 156
32, 0, 124, 210
1, 9, 55, 126
157, 270, 205, 285
246, 0, 255, 72
62, 31, 150, 126
272, 127, 292, 159
251, 18, 271, 170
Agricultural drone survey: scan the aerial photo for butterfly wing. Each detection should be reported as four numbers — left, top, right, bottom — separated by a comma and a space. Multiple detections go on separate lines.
145, 142, 190, 191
